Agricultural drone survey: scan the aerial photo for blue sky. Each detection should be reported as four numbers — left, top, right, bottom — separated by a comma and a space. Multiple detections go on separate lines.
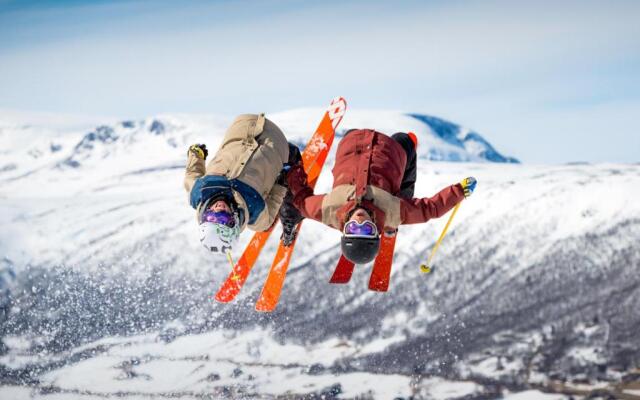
1, 0, 639, 163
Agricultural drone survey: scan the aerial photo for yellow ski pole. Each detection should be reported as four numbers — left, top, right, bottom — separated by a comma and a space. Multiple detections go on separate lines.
225, 250, 237, 278
420, 201, 462, 274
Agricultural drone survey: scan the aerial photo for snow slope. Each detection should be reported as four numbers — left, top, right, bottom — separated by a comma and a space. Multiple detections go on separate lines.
0, 108, 638, 399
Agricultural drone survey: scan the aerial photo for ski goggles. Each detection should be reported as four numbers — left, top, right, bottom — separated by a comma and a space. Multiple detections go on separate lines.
343, 220, 378, 238
201, 210, 236, 227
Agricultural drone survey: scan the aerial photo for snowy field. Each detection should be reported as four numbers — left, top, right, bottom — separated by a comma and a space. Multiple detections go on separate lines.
1, 109, 638, 399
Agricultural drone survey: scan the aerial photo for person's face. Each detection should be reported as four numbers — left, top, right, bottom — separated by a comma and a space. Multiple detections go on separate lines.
349, 207, 372, 224
209, 199, 231, 213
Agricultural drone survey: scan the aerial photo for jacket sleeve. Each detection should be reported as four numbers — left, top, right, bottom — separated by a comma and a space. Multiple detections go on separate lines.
400, 183, 465, 224
286, 164, 325, 223
249, 183, 288, 231
184, 152, 206, 194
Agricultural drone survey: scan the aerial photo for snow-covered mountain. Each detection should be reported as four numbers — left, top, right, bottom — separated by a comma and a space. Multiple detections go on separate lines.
0, 108, 638, 399
407, 114, 518, 163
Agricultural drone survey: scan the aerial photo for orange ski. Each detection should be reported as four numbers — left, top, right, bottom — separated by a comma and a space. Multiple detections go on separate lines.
255, 97, 347, 312
215, 97, 347, 304
254, 223, 300, 312
368, 230, 397, 292
214, 228, 273, 302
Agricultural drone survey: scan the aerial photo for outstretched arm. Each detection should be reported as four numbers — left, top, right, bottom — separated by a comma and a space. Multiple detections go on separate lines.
184, 144, 207, 194
400, 183, 465, 224
286, 164, 325, 223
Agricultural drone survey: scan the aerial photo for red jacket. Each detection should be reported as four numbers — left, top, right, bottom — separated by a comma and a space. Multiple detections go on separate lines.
287, 129, 465, 232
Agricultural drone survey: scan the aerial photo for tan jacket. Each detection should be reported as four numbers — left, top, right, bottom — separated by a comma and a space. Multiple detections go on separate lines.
184, 114, 289, 231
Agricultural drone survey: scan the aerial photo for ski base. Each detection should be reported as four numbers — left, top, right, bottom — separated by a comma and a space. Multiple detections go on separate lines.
329, 255, 355, 284
254, 223, 301, 312
368, 230, 397, 292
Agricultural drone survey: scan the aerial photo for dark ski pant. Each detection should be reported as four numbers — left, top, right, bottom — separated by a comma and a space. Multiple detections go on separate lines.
391, 132, 417, 199
279, 142, 305, 237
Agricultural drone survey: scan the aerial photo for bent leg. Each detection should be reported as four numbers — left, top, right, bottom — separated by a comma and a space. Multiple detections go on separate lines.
391, 132, 417, 199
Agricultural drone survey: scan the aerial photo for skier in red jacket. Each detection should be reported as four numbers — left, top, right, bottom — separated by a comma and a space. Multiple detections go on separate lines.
283, 129, 477, 264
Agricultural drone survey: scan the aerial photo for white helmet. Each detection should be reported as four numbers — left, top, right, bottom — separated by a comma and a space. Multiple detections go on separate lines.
199, 218, 240, 254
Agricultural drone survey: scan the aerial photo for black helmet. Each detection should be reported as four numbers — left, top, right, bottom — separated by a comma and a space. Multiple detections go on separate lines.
341, 235, 380, 264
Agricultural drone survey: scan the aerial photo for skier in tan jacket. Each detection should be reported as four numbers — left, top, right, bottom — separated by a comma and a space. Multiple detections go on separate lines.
184, 113, 300, 254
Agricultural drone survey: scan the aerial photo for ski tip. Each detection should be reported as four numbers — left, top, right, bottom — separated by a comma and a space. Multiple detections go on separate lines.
255, 303, 276, 313
213, 295, 230, 303
213, 291, 234, 303
331, 96, 347, 106
255, 292, 280, 312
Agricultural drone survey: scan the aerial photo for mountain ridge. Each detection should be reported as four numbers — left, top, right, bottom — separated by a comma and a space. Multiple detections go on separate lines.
1, 109, 516, 182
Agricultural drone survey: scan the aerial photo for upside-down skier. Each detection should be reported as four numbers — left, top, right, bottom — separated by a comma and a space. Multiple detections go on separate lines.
184, 113, 302, 254
282, 129, 477, 264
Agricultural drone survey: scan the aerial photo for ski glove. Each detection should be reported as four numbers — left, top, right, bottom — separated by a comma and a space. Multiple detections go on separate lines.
279, 190, 304, 246
460, 177, 477, 198
276, 143, 303, 187
287, 142, 302, 166
189, 144, 208, 160
281, 219, 299, 247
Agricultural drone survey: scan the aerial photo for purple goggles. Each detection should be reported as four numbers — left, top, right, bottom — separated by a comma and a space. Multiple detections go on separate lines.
343, 220, 378, 237
201, 210, 236, 227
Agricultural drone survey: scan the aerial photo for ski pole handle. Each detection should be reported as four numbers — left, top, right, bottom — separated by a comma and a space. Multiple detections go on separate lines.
420, 201, 462, 273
